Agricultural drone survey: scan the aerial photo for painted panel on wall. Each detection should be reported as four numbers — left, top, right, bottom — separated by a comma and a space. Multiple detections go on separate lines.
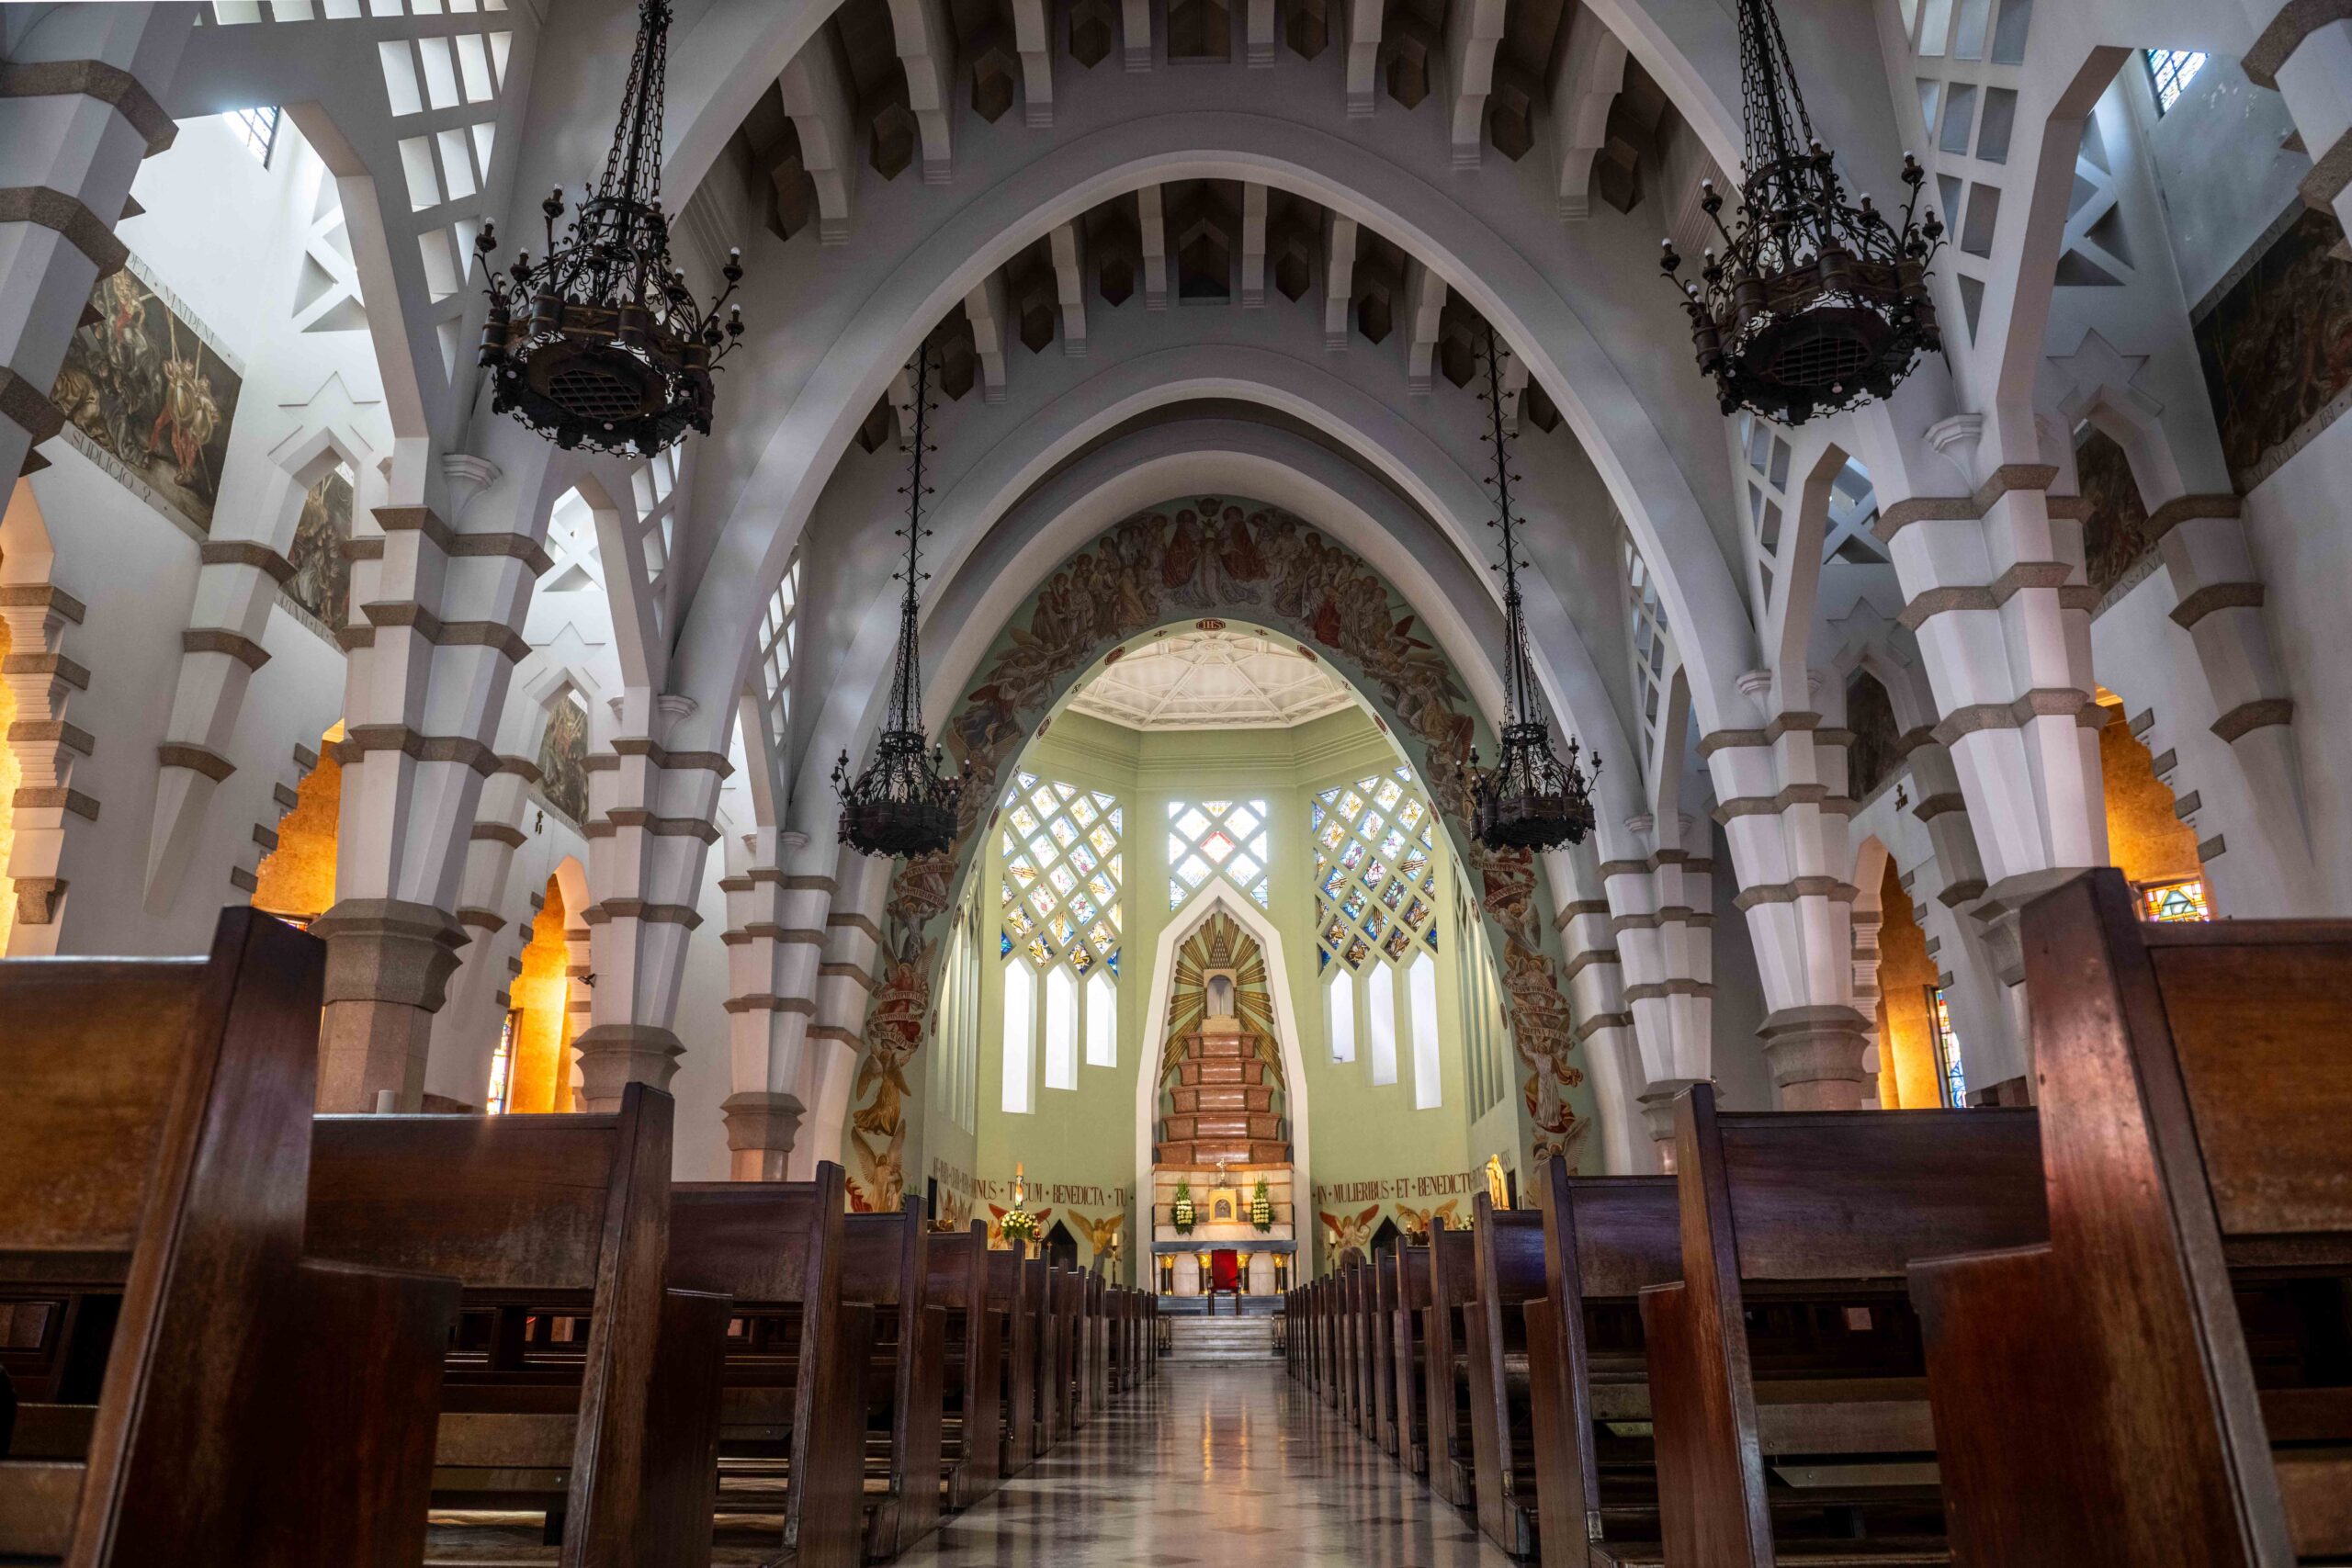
2075, 427, 2157, 599
537, 694, 589, 825
48, 257, 243, 534
2194, 207, 2352, 492
284, 468, 353, 630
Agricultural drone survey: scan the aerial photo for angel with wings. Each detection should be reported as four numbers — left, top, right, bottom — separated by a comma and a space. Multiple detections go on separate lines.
1393, 1198, 1461, 1241
1317, 1203, 1381, 1255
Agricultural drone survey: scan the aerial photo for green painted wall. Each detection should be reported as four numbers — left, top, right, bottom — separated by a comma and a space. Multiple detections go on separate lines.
933, 702, 1522, 1280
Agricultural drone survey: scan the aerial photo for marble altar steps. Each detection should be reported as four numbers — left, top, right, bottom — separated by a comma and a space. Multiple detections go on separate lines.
1165, 1316, 1280, 1362
1166, 1081, 1277, 1114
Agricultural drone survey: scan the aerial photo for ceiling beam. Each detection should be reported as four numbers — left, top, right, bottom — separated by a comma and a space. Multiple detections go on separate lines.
1343, 0, 1382, 117
1446, 0, 1508, 169
1553, 5, 1629, 220
1406, 261, 1445, 393
777, 42, 855, 243
1049, 221, 1087, 355
885, 0, 956, 184
1138, 184, 1169, 310
1124, 0, 1151, 70
964, 270, 1009, 400
1323, 210, 1358, 349
1240, 183, 1268, 309
1011, 0, 1054, 125
1247, 0, 1276, 65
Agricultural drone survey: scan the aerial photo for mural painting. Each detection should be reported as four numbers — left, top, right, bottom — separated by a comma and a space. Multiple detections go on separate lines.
284, 468, 354, 630
2074, 427, 2156, 598
1844, 671, 1900, 800
537, 694, 590, 825
2195, 207, 2352, 492
48, 259, 242, 534
844, 498, 1594, 1213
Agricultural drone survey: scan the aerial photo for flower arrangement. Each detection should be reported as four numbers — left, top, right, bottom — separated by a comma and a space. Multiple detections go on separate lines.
1170, 1179, 1196, 1235
1250, 1176, 1274, 1233
1000, 1204, 1040, 1247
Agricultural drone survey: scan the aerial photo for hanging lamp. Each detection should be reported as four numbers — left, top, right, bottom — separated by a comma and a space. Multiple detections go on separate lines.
1657, 0, 1943, 425
1466, 325, 1600, 853
473, 0, 744, 456
833, 348, 968, 859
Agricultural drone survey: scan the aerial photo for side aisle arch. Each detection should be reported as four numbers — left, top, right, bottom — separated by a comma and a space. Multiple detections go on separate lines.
845, 496, 1597, 1210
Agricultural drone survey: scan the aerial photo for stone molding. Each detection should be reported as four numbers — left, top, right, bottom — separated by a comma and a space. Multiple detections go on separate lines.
2169, 581, 2266, 630
1873, 464, 2059, 542
199, 538, 296, 582
332, 723, 499, 775
157, 741, 234, 782
0, 186, 129, 275
2244, 0, 2352, 86
2212, 696, 2296, 743
0, 367, 67, 446
181, 626, 270, 671
0, 60, 176, 153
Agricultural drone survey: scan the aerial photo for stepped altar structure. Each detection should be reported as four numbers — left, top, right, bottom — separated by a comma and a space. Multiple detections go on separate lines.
1150, 929, 1295, 1300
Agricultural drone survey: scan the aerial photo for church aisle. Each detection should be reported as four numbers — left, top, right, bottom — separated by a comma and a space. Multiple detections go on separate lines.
880, 1362, 1513, 1568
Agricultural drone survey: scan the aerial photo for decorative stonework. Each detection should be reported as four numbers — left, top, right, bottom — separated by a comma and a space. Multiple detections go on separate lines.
842, 498, 1594, 1211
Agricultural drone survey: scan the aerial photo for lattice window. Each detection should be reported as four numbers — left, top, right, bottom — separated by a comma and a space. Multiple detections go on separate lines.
1626, 537, 1677, 764
756, 555, 800, 743
1928, 986, 1967, 1108
1736, 412, 1792, 614
1001, 773, 1123, 976
1313, 767, 1438, 971
227, 105, 281, 166
1166, 797, 1270, 911
2144, 50, 2206, 115
632, 447, 680, 601
2139, 877, 2211, 923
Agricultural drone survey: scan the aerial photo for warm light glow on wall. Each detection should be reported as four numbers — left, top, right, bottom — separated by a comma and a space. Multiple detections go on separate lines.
1872, 856, 1943, 1109
505, 871, 576, 1114
2095, 696, 2206, 895
252, 721, 344, 921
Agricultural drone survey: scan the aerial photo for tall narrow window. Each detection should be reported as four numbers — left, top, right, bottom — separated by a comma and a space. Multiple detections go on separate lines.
1002, 961, 1036, 1113
1366, 964, 1398, 1087
1327, 969, 1356, 1064
226, 105, 282, 165
757, 555, 801, 744
1928, 986, 1966, 1108
1408, 951, 1442, 1110
1044, 965, 1079, 1090
486, 1010, 519, 1114
1085, 970, 1117, 1067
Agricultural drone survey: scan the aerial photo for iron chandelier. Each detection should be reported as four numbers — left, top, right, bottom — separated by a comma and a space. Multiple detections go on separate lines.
473, 0, 744, 456
1658, 0, 1944, 425
834, 348, 969, 859
1466, 325, 1600, 854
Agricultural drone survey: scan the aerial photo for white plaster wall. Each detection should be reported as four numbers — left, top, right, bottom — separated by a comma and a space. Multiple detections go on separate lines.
1705, 824, 1773, 1112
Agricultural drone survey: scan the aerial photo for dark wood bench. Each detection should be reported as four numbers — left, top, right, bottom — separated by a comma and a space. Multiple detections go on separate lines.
1910, 868, 2352, 1567
1523, 1163, 1679, 1568
668, 1162, 866, 1568
842, 1201, 944, 1561
982, 1249, 1035, 1473
1642, 1081, 2046, 1567
308, 1079, 729, 1568
1466, 1194, 1547, 1555
1373, 1248, 1402, 1454
1425, 1222, 1479, 1506
922, 1222, 1000, 1509
1392, 1242, 1433, 1475
0, 908, 458, 1567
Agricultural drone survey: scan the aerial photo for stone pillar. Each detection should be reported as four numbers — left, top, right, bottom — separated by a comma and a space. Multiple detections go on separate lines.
720, 826, 835, 1178
424, 755, 538, 1108
1850, 904, 1884, 1109
575, 693, 729, 1111
322, 452, 548, 1110
1546, 846, 1644, 1173
1872, 424, 2106, 987
2244, 4, 2352, 243
1636, 1077, 1709, 1170
809, 846, 890, 1190
1704, 671, 1872, 1111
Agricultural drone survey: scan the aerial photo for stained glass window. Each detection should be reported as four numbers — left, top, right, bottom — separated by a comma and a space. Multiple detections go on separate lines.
1928, 986, 1966, 1109
2140, 877, 2211, 923
486, 1010, 518, 1114
1315, 765, 1440, 971
2143, 49, 2207, 115
999, 771, 1121, 974
1166, 797, 1271, 909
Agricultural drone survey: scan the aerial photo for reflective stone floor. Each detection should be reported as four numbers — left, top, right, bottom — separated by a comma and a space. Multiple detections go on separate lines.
889, 1364, 1515, 1568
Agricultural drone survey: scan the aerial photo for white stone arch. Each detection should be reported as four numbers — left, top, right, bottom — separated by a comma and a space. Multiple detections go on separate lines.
250, 403, 383, 562
663, 116, 1756, 745
1129, 888, 1316, 1270
786, 379, 1646, 859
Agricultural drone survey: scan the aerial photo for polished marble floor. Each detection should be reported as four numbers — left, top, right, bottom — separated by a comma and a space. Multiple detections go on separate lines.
888, 1364, 1518, 1568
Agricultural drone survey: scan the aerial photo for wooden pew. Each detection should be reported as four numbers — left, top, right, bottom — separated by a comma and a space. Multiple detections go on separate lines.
1353, 1252, 1389, 1443
1023, 1257, 1055, 1457
1641, 1081, 2046, 1567
923, 1222, 1001, 1509
842, 1200, 944, 1561
1392, 1241, 1433, 1475
1522, 1162, 1680, 1568
1465, 1194, 1547, 1555
307, 1080, 729, 1568
1910, 869, 2352, 1568
1424, 1221, 1480, 1506
1373, 1250, 1402, 1453
0, 908, 458, 1567
983, 1249, 1035, 1473
667, 1165, 867, 1568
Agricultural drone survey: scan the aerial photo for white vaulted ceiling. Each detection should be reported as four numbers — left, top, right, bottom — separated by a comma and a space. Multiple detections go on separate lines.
1066, 627, 1355, 730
